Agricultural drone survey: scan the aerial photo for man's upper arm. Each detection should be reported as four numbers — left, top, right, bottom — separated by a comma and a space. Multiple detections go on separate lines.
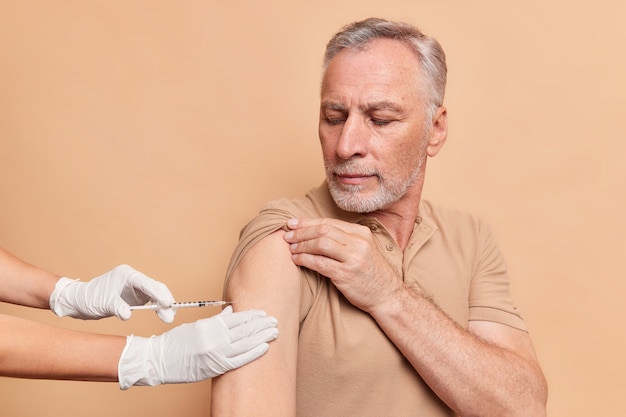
468, 320, 541, 366
211, 230, 300, 417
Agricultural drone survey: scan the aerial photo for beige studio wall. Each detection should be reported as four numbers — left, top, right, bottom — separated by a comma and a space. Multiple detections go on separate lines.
0, 1, 624, 416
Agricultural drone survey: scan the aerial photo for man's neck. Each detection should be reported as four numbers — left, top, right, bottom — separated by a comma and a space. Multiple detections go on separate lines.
370, 191, 422, 251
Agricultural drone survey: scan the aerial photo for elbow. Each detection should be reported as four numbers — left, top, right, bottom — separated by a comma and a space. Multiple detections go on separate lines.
461, 371, 548, 417
522, 373, 549, 417
495, 354, 549, 417
497, 372, 549, 417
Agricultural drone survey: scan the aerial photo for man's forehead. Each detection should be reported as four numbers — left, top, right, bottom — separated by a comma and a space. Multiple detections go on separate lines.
325, 38, 420, 73
321, 40, 421, 105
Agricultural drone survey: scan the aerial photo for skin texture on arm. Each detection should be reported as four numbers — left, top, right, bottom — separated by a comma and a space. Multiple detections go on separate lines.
0, 247, 123, 381
373, 286, 548, 417
285, 218, 548, 417
0, 313, 124, 381
210, 231, 300, 417
0, 247, 60, 308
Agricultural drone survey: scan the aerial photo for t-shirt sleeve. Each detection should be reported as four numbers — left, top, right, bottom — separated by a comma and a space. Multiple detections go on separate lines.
468, 219, 527, 331
224, 207, 293, 286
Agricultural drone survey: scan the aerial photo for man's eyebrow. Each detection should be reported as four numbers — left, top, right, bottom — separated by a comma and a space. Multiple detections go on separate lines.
320, 101, 347, 111
320, 100, 403, 112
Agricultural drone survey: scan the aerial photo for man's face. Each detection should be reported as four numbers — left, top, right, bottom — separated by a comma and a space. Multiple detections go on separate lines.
319, 38, 444, 214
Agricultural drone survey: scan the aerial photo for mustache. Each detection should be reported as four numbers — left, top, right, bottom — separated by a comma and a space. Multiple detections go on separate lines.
328, 159, 380, 178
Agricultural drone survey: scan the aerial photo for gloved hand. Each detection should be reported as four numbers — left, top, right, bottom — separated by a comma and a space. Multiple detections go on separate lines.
117, 306, 279, 389
49, 264, 176, 323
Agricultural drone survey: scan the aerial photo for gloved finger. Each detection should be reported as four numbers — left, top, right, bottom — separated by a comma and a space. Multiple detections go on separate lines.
120, 265, 176, 308
218, 308, 272, 329
156, 307, 176, 324
225, 342, 270, 370
113, 298, 132, 321
228, 321, 279, 347
92, 296, 132, 321
219, 305, 234, 315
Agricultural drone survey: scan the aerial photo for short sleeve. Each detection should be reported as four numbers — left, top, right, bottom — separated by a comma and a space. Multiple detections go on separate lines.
468, 220, 527, 331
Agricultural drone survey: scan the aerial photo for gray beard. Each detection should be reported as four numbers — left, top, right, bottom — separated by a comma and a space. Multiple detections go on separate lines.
325, 158, 423, 213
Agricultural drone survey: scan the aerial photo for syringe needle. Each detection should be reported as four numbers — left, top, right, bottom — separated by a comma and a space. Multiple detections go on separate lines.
130, 300, 231, 310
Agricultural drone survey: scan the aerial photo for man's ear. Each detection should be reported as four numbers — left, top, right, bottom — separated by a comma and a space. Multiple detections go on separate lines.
426, 106, 448, 157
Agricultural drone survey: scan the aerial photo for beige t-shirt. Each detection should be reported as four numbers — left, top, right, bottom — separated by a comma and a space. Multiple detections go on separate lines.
225, 182, 526, 417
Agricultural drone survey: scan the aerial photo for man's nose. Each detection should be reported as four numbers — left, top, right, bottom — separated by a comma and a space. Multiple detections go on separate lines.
336, 116, 369, 160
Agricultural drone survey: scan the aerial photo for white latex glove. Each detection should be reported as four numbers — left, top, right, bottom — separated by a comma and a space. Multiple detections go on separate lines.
49, 264, 176, 323
117, 306, 279, 389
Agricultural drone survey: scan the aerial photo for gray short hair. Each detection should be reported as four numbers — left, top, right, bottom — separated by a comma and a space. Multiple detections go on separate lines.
323, 18, 447, 114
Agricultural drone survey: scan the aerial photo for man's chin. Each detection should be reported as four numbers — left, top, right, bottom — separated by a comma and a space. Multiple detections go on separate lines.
329, 188, 383, 213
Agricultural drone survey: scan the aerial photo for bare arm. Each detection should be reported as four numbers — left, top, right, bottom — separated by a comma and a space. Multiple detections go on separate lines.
0, 247, 60, 308
0, 247, 125, 381
285, 218, 548, 417
0, 313, 124, 381
0, 247, 279, 387
372, 285, 547, 417
211, 231, 300, 417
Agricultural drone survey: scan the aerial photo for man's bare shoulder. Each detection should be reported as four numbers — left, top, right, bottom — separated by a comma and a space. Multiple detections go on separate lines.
213, 230, 301, 417
225, 230, 300, 305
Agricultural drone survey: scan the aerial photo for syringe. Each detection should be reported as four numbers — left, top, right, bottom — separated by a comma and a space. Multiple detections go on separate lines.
130, 300, 230, 310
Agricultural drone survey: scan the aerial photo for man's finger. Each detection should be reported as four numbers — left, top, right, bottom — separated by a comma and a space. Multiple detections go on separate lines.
286, 217, 357, 233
